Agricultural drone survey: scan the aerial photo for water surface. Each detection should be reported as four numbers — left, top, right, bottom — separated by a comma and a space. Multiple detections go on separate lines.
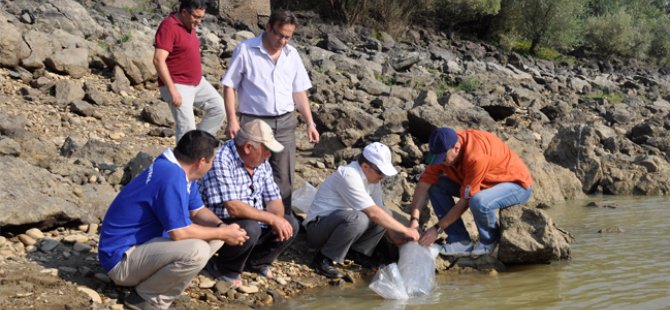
270, 196, 670, 309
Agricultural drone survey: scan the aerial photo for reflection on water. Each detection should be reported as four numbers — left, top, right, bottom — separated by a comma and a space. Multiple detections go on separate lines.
269, 196, 670, 309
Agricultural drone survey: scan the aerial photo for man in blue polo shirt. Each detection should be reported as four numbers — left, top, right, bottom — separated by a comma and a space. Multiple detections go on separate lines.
99, 130, 248, 310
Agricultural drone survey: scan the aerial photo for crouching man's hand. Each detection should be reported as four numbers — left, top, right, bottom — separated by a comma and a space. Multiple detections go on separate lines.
220, 223, 249, 246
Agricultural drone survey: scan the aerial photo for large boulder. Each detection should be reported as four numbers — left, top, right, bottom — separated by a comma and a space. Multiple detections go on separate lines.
0, 156, 96, 227
498, 206, 573, 264
0, 17, 31, 67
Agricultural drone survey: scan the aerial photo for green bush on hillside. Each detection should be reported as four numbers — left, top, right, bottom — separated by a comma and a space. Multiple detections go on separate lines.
497, 0, 584, 55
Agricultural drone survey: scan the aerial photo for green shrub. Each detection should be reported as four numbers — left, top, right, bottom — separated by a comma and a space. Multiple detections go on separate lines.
432, 0, 501, 30
458, 77, 480, 93
497, 0, 584, 55
585, 90, 623, 104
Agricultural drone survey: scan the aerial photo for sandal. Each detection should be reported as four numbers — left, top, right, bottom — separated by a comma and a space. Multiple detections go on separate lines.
247, 265, 273, 279
206, 261, 242, 288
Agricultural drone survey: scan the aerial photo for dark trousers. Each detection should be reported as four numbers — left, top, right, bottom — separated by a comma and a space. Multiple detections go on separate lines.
305, 209, 388, 263
213, 214, 299, 278
240, 113, 297, 214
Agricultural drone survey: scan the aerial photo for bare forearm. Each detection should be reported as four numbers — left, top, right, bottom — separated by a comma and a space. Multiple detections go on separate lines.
154, 59, 175, 92
223, 86, 238, 122
293, 92, 313, 123
190, 207, 224, 227
364, 205, 408, 234
265, 199, 285, 217
410, 182, 431, 219
225, 200, 276, 224
435, 198, 468, 229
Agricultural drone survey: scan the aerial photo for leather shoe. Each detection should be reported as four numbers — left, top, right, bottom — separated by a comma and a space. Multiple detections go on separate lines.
124, 290, 158, 310
312, 253, 343, 279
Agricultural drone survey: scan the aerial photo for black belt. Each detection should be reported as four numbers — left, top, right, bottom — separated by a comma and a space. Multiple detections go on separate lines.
240, 111, 292, 119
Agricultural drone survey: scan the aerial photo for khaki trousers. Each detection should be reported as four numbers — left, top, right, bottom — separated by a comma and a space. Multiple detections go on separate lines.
108, 237, 224, 309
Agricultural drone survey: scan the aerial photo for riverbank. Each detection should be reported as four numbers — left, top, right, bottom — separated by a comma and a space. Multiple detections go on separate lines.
0, 223, 463, 309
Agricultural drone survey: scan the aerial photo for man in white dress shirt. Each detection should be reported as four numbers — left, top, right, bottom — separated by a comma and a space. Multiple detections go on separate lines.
220, 10, 319, 214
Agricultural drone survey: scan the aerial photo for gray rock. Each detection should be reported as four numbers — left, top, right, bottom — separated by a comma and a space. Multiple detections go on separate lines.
70, 100, 95, 117
141, 103, 174, 127
21, 30, 61, 70
0, 18, 31, 67
0, 112, 28, 139
53, 80, 85, 105
498, 206, 573, 264
39, 238, 60, 252
111, 41, 156, 85
45, 48, 89, 78
0, 137, 21, 156
110, 66, 132, 95
83, 82, 110, 106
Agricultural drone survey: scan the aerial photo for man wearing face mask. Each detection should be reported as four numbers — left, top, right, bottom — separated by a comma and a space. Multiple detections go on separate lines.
220, 10, 320, 215
409, 128, 533, 257
154, 0, 226, 143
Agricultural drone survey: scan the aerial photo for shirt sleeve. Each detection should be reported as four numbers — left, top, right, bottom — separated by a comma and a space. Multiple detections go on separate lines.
260, 162, 282, 202
220, 44, 245, 88
154, 20, 175, 52
419, 164, 444, 185
292, 52, 312, 92
336, 171, 376, 211
188, 181, 205, 212
154, 172, 192, 231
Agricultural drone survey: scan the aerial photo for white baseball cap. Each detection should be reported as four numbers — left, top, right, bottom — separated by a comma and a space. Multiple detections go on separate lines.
362, 142, 398, 176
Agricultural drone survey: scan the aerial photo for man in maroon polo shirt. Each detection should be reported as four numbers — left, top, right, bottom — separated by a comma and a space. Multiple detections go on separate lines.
154, 0, 225, 143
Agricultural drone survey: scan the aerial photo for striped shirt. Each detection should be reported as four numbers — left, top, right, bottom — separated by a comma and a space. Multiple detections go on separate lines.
199, 140, 281, 222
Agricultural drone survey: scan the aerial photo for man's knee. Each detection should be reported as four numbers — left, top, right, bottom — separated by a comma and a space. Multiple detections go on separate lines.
237, 219, 262, 242
285, 214, 300, 238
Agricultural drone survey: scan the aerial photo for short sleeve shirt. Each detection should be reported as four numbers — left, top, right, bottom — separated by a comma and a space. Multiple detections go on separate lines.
220, 34, 312, 116
305, 161, 383, 224
98, 149, 203, 272
154, 13, 202, 86
199, 140, 281, 222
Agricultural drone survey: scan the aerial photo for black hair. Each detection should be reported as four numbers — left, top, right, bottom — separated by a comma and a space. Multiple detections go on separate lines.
357, 153, 372, 166
268, 10, 298, 27
174, 130, 219, 164
179, 0, 208, 13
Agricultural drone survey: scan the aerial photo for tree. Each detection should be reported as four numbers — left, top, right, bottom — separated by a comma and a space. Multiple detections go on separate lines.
501, 0, 586, 54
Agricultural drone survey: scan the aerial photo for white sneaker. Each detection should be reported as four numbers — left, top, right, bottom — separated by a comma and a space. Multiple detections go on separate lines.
437, 241, 474, 257
471, 242, 497, 256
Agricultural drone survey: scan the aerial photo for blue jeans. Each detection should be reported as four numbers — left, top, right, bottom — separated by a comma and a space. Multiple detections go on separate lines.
428, 176, 532, 244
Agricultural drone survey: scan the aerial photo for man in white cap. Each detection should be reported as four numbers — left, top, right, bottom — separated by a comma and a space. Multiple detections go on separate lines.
304, 142, 420, 278
199, 119, 299, 286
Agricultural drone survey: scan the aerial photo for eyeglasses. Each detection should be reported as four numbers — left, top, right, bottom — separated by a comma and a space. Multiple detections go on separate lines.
190, 11, 205, 21
371, 165, 385, 177
269, 27, 292, 40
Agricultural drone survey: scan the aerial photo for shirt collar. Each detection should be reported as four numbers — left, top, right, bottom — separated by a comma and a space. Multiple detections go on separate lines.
226, 140, 250, 171
349, 161, 370, 187
250, 33, 291, 57
161, 148, 192, 190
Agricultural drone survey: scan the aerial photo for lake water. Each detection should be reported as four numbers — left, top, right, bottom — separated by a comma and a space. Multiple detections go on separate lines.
269, 196, 670, 309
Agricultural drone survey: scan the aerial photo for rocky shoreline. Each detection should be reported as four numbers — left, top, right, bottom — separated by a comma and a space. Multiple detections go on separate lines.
1, 0, 670, 308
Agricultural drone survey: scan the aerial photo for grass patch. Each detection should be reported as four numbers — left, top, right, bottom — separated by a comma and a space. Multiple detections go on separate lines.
512, 40, 565, 61
456, 77, 480, 93
585, 90, 623, 104
374, 73, 395, 86
119, 32, 132, 43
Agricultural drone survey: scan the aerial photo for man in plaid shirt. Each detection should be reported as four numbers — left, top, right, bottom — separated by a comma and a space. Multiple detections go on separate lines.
199, 120, 299, 286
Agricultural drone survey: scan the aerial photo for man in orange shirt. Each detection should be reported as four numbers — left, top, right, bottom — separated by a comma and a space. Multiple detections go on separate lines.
408, 128, 532, 256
